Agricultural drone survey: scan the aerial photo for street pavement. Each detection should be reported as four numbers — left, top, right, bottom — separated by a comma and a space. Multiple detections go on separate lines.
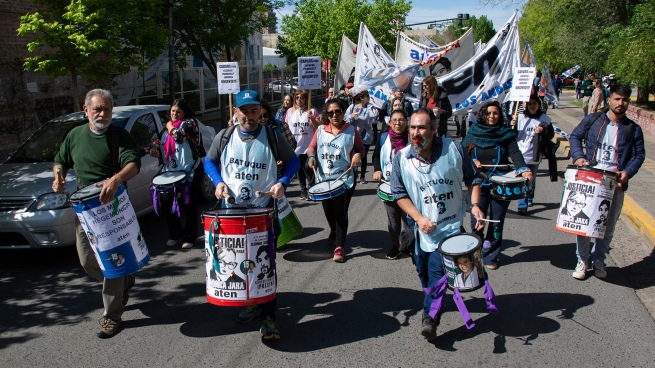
1, 92, 655, 367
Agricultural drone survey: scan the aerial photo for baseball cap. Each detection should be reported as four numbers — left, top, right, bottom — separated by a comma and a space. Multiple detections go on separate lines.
235, 90, 260, 108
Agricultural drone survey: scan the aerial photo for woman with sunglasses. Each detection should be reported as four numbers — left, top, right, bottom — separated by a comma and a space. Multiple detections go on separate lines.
307, 99, 365, 263
461, 100, 532, 270
372, 109, 412, 259
345, 90, 377, 184
285, 90, 319, 200
419, 75, 452, 137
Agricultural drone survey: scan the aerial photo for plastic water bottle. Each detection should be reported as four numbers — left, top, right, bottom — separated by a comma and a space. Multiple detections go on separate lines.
483, 240, 491, 250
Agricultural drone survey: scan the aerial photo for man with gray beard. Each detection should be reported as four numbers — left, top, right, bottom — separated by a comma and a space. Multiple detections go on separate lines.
390, 108, 485, 340
53, 89, 141, 338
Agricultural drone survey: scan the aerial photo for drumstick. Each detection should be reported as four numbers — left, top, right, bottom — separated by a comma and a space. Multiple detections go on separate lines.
332, 167, 352, 184
255, 190, 274, 198
479, 164, 514, 168
221, 191, 236, 204
479, 218, 501, 223
381, 179, 390, 184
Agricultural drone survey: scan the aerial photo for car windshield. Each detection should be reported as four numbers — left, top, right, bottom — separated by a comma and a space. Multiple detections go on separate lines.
6, 117, 130, 163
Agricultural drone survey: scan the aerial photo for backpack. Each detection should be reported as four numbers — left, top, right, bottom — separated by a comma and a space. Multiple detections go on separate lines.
218, 124, 279, 166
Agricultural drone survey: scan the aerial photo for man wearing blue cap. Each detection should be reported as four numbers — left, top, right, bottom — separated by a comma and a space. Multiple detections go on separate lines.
203, 90, 300, 340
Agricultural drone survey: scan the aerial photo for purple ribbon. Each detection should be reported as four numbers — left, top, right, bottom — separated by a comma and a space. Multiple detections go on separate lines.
484, 280, 499, 314
453, 288, 475, 329
150, 184, 159, 216
423, 275, 448, 320
183, 181, 191, 204
171, 186, 181, 217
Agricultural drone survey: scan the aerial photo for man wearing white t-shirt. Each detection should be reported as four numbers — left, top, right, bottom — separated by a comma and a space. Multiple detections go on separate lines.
568, 84, 645, 280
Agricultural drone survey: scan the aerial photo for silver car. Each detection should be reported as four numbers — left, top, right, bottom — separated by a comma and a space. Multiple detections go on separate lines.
0, 105, 216, 249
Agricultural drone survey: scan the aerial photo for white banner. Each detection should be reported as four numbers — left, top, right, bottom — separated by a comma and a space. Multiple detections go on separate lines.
354, 22, 399, 108
216, 62, 240, 94
333, 35, 357, 91
475, 40, 484, 53
508, 67, 536, 102
298, 56, 322, 90
437, 12, 520, 115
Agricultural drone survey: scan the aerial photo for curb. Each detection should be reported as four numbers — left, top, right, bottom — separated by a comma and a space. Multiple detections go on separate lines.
621, 195, 655, 249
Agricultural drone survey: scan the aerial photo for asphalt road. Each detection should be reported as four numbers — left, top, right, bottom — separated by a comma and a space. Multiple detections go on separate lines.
2, 96, 655, 367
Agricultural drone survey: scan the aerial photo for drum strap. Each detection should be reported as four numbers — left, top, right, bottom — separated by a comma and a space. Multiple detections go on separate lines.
219, 124, 279, 167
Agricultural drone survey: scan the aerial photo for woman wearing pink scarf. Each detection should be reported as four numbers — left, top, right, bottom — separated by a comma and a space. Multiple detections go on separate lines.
149, 99, 204, 249
372, 109, 413, 259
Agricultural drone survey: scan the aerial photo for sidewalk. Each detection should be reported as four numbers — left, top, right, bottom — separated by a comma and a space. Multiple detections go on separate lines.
549, 91, 655, 250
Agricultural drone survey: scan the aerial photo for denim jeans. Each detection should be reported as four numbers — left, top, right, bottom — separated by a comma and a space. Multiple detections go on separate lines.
414, 236, 445, 314
576, 188, 624, 263
518, 164, 540, 210
470, 188, 510, 266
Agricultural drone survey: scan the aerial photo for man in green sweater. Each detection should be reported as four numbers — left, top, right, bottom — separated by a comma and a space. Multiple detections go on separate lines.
581, 73, 595, 115
52, 89, 141, 338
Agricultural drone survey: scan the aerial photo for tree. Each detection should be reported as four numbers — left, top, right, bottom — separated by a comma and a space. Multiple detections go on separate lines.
278, 0, 411, 61
607, 1, 655, 102
446, 15, 496, 44
17, 0, 168, 111
173, 0, 282, 78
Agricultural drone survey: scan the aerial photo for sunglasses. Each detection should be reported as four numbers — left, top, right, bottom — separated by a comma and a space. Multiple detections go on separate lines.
295, 96, 305, 100
326, 110, 342, 117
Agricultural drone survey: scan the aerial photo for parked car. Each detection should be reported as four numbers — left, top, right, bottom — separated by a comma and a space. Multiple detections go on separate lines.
562, 76, 574, 86
0, 105, 216, 249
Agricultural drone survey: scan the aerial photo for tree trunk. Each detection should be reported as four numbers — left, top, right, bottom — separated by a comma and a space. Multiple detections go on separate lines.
636, 87, 650, 104
71, 68, 81, 112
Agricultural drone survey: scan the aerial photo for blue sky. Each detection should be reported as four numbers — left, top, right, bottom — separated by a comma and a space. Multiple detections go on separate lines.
276, 0, 520, 33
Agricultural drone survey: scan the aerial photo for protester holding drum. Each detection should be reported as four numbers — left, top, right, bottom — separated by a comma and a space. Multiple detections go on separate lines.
307, 98, 365, 263
52, 89, 141, 338
285, 90, 319, 200
149, 99, 204, 249
372, 109, 412, 260
567, 84, 645, 280
391, 108, 485, 340
203, 90, 300, 340
461, 100, 532, 270
514, 94, 556, 215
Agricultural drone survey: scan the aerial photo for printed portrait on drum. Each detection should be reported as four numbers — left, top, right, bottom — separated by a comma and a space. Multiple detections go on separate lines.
109, 252, 125, 267
240, 260, 256, 274
256, 245, 274, 280
454, 254, 480, 289
560, 191, 590, 224
87, 231, 96, 245
217, 247, 238, 276
595, 199, 610, 227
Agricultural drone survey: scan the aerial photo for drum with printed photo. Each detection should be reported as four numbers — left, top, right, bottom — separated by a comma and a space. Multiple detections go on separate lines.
70, 183, 150, 279
555, 165, 617, 239
308, 180, 346, 201
438, 233, 486, 292
203, 208, 276, 307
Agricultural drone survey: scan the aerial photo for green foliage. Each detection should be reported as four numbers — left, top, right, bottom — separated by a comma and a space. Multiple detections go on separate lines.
607, 1, 655, 98
17, 0, 168, 109
446, 15, 496, 44
278, 0, 411, 61
174, 0, 282, 78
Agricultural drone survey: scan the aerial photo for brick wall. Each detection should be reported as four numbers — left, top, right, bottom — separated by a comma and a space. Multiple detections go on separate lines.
626, 105, 655, 139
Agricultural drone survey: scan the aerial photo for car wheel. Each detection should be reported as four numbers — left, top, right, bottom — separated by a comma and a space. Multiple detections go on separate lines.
199, 170, 216, 203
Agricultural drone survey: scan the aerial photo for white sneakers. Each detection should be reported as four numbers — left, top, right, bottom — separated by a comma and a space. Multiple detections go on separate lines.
573, 259, 608, 279
572, 260, 587, 280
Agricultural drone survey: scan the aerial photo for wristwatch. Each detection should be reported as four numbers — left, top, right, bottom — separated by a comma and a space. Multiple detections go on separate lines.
471, 203, 480, 209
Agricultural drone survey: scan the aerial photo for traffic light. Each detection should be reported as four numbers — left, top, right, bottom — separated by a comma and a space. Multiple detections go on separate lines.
457, 13, 470, 28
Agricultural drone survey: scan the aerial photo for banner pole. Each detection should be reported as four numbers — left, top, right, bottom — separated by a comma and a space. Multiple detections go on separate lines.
229, 94, 233, 122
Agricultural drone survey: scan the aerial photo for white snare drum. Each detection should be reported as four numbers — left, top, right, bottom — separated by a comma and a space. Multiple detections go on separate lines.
308, 180, 346, 201
377, 182, 393, 202
151, 171, 187, 192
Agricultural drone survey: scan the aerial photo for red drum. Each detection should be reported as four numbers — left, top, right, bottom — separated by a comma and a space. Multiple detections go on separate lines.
202, 208, 276, 307
555, 165, 617, 239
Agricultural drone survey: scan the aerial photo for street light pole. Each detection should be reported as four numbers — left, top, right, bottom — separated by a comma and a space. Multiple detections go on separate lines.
405, 13, 469, 29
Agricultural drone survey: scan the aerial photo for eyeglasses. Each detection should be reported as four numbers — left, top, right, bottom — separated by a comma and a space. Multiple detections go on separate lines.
568, 199, 586, 208
219, 259, 238, 270
390, 119, 407, 124
326, 110, 342, 117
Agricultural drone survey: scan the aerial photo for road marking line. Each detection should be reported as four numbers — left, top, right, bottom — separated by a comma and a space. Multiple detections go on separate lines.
622, 194, 655, 249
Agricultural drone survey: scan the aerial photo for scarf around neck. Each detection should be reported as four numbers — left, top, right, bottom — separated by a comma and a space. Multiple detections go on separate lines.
163, 119, 183, 161
388, 128, 408, 153
461, 122, 517, 149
